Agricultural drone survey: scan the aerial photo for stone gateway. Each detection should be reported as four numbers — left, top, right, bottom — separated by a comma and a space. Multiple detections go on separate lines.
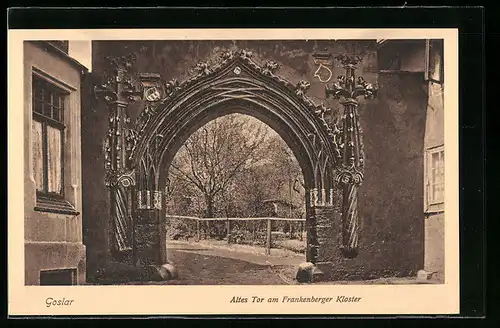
82, 40, 433, 283
91, 47, 374, 282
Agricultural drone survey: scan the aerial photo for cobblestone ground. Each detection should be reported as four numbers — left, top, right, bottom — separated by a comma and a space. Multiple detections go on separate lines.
166, 249, 291, 285
123, 241, 441, 285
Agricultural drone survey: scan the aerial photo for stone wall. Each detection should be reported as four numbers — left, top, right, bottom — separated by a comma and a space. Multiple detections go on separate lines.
84, 40, 428, 280
425, 212, 445, 281
80, 66, 112, 280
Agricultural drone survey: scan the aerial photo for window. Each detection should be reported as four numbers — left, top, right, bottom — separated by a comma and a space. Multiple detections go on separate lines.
32, 75, 67, 199
40, 269, 77, 285
425, 39, 444, 84
425, 145, 445, 211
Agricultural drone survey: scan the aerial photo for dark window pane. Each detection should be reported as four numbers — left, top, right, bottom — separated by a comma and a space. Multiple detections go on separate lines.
59, 95, 64, 111
33, 84, 43, 101
52, 107, 61, 122
32, 76, 68, 120
43, 91, 53, 117
34, 100, 42, 114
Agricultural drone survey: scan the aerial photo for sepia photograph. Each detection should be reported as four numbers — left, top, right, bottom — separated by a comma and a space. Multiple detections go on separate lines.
8, 28, 459, 315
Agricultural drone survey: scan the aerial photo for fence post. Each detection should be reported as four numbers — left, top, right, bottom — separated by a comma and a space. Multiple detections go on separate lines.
196, 219, 200, 241
226, 218, 231, 245
252, 221, 256, 241
266, 218, 272, 255
300, 221, 304, 241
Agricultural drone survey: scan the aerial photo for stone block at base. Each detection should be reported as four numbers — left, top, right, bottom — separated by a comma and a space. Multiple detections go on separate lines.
92, 261, 173, 284
417, 269, 430, 281
296, 262, 327, 283
159, 263, 178, 281
296, 262, 315, 283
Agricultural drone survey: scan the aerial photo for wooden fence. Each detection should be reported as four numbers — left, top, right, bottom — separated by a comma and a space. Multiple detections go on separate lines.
166, 215, 306, 255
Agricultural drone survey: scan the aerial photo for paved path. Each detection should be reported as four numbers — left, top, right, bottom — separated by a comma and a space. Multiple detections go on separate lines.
167, 241, 304, 266
158, 241, 301, 285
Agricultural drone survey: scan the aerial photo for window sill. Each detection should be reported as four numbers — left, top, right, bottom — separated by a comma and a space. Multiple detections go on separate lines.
34, 196, 80, 216
425, 202, 444, 215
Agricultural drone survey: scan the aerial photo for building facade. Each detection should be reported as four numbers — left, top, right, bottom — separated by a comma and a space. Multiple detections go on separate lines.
377, 39, 445, 281
24, 41, 88, 285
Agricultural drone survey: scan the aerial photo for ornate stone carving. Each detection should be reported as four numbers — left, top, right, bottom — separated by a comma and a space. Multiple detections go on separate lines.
95, 53, 142, 104
355, 77, 377, 99
295, 80, 311, 96
312, 51, 334, 83
220, 50, 234, 61
335, 54, 363, 67
153, 190, 162, 210
325, 55, 378, 101
237, 49, 253, 60
129, 49, 342, 170
117, 170, 136, 188
262, 60, 280, 75
195, 61, 212, 75
125, 127, 138, 158
335, 168, 363, 186
324, 53, 378, 258
94, 52, 145, 256
309, 188, 319, 207
163, 78, 180, 97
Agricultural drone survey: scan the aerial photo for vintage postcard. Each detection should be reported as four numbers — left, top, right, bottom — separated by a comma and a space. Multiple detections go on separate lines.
8, 28, 459, 316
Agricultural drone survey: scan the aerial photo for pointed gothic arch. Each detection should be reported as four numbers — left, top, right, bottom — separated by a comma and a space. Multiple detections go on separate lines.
131, 51, 342, 199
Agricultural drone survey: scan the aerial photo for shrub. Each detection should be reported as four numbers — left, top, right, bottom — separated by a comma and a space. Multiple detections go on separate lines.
274, 239, 307, 254
230, 228, 252, 244
166, 218, 195, 240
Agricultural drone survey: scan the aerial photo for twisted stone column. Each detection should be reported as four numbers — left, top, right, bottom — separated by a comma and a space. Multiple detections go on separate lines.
336, 99, 364, 258
341, 183, 360, 257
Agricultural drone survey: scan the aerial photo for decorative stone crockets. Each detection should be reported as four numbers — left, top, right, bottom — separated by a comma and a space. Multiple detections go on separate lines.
130, 49, 342, 168
94, 47, 373, 263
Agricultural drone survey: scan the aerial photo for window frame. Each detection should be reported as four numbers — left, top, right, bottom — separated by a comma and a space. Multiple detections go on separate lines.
424, 144, 445, 213
31, 69, 79, 216
32, 74, 67, 199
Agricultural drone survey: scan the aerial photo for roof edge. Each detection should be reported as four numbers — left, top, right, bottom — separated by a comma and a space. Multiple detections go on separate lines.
30, 41, 89, 73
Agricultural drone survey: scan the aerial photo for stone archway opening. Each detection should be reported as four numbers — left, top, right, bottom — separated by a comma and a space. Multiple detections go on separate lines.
161, 112, 309, 267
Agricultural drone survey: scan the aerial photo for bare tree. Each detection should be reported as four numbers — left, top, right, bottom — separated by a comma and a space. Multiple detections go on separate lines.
169, 114, 269, 218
